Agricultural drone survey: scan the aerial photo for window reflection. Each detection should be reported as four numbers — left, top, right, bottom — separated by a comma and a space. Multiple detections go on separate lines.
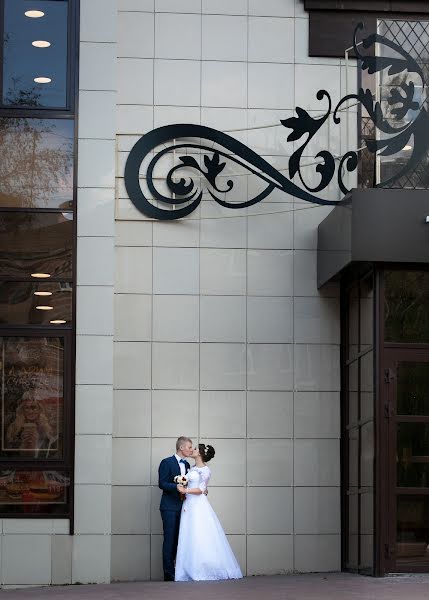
0, 282, 72, 325
0, 470, 69, 514
0, 212, 73, 278
385, 271, 429, 343
397, 495, 429, 568
3, 0, 68, 108
0, 118, 73, 209
0, 336, 64, 460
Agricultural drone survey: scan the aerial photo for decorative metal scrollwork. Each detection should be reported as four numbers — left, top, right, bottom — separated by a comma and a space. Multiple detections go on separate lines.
124, 23, 429, 220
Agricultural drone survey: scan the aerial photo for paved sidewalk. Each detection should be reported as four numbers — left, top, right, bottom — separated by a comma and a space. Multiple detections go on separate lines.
3, 573, 429, 599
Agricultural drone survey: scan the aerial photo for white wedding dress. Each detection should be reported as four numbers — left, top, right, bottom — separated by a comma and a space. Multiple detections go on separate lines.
175, 466, 243, 581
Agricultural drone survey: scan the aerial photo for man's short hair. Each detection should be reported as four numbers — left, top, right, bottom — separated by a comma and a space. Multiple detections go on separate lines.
176, 436, 192, 452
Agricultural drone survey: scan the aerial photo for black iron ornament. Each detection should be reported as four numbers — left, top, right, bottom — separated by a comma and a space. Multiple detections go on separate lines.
124, 23, 429, 220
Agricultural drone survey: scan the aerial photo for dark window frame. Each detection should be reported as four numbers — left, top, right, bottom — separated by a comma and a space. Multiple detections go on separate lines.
0, 0, 79, 526
0, 0, 78, 113
341, 263, 429, 576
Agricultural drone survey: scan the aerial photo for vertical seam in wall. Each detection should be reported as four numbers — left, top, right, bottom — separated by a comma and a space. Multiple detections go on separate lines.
245, 0, 249, 575
149, 2, 156, 579
198, 0, 202, 447
292, 0, 296, 572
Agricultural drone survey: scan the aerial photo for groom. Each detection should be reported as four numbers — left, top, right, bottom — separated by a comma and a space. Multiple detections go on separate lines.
158, 436, 193, 581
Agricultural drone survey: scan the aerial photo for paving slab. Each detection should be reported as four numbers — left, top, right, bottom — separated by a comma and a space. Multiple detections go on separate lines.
3, 573, 429, 600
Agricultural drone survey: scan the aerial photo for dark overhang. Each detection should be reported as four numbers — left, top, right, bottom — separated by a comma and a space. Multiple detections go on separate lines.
304, 1, 429, 58
317, 188, 429, 288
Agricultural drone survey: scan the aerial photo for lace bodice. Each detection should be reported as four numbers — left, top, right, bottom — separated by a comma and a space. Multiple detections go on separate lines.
186, 466, 211, 493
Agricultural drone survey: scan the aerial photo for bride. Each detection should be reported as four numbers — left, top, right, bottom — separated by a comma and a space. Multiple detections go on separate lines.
175, 443, 243, 581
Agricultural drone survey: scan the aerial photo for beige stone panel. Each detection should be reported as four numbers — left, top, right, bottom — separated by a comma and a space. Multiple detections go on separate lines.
152, 390, 198, 438
247, 487, 293, 534
294, 439, 340, 486
152, 343, 199, 390
74, 484, 111, 534
150, 534, 164, 581
294, 487, 341, 534
294, 392, 340, 438
294, 534, 341, 572
247, 439, 293, 486
72, 535, 111, 584
115, 247, 152, 294
2, 535, 51, 585
150, 438, 179, 485
247, 391, 293, 438
200, 391, 246, 438
111, 535, 151, 582
227, 535, 246, 574
112, 438, 151, 486
113, 390, 151, 438
201, 439, 246, 487
206, 487, 246, 534
247, 535, 293, 575
114, 294, 152, 342
112, 486, 151, 534
52, 535, 72, 585
114, 342, 151, 390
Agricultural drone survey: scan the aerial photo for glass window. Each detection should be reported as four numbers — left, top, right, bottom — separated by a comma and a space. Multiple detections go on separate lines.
397, 423, 429, 488
0, 118, 74, 209
385, 271, 429, 343
0, 282, 72, 325
3, 0, 69, 108
397, 495, 429, 569
348, 284, 359, 361
360, 351, 373, 394
347, 361, 359, 427
0, 336, 64, 460
361, 421, 374, 488
347, 493, 359, 569
0, 212, 73, 279
360, 275, 374, 352
0, 469, 69, 514
397, 362, 429, 416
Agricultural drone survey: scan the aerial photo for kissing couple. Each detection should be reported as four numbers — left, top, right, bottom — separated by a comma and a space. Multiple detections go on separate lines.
158, 436, 243, 582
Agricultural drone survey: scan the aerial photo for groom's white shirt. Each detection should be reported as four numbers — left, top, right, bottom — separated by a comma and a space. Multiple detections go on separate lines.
175, 453, 186, 476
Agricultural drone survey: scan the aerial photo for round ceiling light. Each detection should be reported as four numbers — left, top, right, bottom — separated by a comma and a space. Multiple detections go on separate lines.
34, 76, 51, 84
32, 40, 51, 48
34, 291, 53, 296
50, 319, 66, 324
31, 273, 50, 278
36, 305, 53, 311
25, 10, 45, 18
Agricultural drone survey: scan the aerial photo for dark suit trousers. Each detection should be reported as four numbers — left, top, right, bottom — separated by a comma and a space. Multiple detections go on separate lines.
160, 509, 181, 580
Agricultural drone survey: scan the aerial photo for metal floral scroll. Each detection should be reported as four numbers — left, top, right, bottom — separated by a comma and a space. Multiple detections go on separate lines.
124, 23, 429, 220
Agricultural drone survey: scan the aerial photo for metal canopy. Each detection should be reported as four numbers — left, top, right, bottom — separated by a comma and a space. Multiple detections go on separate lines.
317, 188, 429, 287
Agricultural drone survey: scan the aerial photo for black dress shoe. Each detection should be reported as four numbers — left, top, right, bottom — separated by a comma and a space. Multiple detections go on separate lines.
164, 575, 174, 581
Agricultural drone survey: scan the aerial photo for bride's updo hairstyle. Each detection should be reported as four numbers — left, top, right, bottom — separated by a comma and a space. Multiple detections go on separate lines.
199, 443, 215, 462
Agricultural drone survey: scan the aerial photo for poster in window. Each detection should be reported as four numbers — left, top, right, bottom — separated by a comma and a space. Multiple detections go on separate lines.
0, 337, 64, 459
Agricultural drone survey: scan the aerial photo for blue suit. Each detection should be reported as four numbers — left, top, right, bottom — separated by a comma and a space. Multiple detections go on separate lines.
158, 455, 190, 580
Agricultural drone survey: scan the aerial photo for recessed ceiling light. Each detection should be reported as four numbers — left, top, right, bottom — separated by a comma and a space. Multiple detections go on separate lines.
50, 319, 66, 324
25, 10, 44, 18
32, 40, 51, 48
31, 273, 50, 278
404, 144, 413, 151
34, 291, 53, 296
34, 76, 51, 84
36, 305, 53, 311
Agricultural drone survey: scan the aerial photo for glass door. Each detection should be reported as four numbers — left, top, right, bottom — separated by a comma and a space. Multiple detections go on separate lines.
384, 349, 429, 572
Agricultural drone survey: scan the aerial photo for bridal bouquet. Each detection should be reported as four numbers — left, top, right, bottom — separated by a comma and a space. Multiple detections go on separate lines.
174, 475, 188, 486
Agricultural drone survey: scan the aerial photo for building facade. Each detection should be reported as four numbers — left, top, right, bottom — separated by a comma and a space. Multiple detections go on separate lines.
0, 0, 428, 587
